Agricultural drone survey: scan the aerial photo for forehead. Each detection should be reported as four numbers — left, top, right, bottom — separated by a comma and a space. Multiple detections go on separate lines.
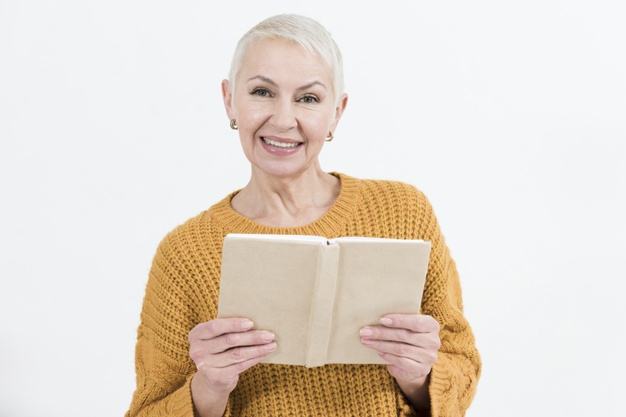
239, 39, 332, 84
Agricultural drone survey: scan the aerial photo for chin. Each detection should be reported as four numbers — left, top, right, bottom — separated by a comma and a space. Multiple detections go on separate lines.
253, 161, 316, 180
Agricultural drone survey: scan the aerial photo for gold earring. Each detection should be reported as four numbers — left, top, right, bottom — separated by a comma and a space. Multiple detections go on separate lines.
325, 131, 334, 142
230, 119, 238, 130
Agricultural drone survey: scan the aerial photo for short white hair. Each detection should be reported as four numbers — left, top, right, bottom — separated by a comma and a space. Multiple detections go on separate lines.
228, 14, 345, 104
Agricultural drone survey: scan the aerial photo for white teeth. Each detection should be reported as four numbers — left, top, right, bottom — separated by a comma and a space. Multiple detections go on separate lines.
262, 137, 300, 148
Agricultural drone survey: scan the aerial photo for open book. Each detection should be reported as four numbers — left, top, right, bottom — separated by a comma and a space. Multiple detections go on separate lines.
217, 234, 431, 367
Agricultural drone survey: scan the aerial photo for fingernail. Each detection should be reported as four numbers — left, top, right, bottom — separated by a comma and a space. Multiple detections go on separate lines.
359, 328, 373, 337
261, 332, 275, 342
266, 342, 277, 352
379, 317, 392, 326
242, 320, 254, 330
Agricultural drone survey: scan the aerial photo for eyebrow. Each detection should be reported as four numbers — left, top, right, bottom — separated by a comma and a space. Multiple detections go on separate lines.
246, 75, 328, 91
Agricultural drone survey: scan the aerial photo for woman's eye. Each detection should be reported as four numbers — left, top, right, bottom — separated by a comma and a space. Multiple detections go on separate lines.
251, 88, 271, 97
299, 95, 319, 104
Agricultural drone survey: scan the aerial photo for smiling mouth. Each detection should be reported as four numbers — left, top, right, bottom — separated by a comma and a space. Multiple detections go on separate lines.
261, 137, 302, 148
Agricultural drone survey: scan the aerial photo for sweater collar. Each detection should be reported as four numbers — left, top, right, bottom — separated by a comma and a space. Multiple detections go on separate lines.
208, 172, 360, 238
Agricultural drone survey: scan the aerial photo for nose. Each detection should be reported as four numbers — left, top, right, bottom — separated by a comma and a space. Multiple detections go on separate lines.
270, 98, 298, 132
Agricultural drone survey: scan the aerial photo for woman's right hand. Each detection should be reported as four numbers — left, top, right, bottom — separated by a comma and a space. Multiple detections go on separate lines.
188, 318, 276, 416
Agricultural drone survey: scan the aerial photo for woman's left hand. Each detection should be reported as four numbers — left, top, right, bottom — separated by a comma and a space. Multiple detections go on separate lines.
360, 314, 441, 383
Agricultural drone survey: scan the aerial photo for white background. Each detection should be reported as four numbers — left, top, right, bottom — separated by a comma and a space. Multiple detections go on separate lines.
1, 1, 625, 416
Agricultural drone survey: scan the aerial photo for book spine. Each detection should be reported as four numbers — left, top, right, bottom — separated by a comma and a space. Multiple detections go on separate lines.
304, 242, 340, 367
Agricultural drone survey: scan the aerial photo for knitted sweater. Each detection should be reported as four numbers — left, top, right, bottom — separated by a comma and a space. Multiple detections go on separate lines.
126, 173, 481, 417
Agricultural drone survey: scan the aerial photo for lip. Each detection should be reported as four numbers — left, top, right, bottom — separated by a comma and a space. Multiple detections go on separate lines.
259, 136, 303, 155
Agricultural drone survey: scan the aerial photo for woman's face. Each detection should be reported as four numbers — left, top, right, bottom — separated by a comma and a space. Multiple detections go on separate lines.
223, 39, 347, 180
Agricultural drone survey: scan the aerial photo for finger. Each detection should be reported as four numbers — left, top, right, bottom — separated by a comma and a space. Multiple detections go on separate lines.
212, 330, 276, 355
379, 314, 440, 333
360, 326, 440, 351
210, 340, 277, 368
198, 351, 271, 390
189, 317, 255, 342
190, 330, 275, 363
360, 325, 419, 345
190, 333, 277, 372
360, 337, 429, 360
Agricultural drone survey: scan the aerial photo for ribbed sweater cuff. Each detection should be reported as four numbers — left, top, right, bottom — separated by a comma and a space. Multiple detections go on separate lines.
165, 374, 195, 417
429, 359, 454, 417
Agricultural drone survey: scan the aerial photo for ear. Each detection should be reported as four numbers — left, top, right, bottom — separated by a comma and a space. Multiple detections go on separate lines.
222, 79, 236, 120
330, 93, 348, 132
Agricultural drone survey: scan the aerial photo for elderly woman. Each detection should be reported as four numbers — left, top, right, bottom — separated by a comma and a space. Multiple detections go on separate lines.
126, 14, 480, 417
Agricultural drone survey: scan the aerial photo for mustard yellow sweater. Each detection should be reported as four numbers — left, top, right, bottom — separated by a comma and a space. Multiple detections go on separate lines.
126, 173, 481, 417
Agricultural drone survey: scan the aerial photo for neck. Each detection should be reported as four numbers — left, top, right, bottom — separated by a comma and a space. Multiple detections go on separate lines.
231, 168, 340, 228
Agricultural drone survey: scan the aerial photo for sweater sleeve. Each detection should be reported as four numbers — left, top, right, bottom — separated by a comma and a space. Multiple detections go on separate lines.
125, 232, 203, 417
418, 194, 482, 417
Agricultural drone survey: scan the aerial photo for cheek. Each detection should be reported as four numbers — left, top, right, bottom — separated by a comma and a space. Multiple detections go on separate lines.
303, 112, 333, 138
236, 103, 269, 130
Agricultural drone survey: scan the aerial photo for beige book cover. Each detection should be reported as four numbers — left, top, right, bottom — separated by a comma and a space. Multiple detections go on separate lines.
217, 234, 431, 367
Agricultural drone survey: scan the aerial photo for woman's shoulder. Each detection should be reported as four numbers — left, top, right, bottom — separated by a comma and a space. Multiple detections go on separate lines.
337, 172, 429, 202
153, 211, 207, 258
336, 173, 436, 224
155, 193, 236, 255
